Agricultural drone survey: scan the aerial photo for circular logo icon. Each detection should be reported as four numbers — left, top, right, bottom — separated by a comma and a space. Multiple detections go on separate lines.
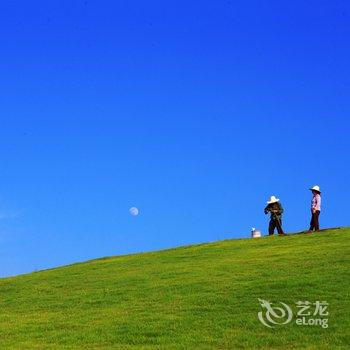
258, 299, 293, 328
129, 207, 140, 216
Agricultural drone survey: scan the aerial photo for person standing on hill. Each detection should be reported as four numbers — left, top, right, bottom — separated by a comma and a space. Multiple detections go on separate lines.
264, 196, 285, 236
309, 185, 322, 232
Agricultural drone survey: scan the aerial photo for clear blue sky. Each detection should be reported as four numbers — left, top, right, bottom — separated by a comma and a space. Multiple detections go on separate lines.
0, 1, 349, 277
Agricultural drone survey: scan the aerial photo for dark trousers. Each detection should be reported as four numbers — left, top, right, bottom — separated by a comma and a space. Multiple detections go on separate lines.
269, 218, 284, 235
309, 210, 320, 231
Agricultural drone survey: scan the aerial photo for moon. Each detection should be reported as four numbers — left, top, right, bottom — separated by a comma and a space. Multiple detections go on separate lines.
129, 207, 139, 216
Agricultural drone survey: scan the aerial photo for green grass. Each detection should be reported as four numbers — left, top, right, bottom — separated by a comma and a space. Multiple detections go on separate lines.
1, 228, 349, 349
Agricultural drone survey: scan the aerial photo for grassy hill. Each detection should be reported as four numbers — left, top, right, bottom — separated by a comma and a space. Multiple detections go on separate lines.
0, 228, 349, 349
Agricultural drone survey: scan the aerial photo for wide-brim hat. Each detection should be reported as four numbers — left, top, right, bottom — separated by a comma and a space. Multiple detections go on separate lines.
310, 185, 321, 193
267, 196, 279, 204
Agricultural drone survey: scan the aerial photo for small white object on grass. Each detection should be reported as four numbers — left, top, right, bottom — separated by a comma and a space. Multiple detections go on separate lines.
251, 228, 261, 238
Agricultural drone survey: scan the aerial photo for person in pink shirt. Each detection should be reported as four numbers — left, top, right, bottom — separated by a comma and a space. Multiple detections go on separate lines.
309, 185, 322, 232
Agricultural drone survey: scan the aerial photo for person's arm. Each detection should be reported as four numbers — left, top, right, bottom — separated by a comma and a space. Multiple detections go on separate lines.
264, 205, 270, 214
315, 195, 321, 211
278, 202, 284, 215
312, 196, 318, 213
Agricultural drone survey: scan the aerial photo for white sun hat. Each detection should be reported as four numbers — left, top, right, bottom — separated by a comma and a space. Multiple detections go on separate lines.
310, 185, 321, 193
267, 196, 279, 204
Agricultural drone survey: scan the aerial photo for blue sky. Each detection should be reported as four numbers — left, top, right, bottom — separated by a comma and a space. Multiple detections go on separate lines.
0, 0, 349, 277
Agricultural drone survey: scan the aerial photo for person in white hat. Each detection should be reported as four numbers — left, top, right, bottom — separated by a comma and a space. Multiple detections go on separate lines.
309, 185, 322, 232
264, 196, 285, 235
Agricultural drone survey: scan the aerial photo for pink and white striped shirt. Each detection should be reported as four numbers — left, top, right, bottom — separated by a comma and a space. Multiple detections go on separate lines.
311, 194, 322, 212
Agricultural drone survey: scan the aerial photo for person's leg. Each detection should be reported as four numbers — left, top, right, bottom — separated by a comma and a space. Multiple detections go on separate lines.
315, 211, 320, 231
276, 218, 284, 235
309, 211, 315, 231
269, 219, 275, 235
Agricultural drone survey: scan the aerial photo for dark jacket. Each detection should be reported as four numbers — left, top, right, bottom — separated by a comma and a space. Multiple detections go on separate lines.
264, 202, 284, 220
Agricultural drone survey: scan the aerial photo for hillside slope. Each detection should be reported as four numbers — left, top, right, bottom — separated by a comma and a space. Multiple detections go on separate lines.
0, 228, 349, 349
